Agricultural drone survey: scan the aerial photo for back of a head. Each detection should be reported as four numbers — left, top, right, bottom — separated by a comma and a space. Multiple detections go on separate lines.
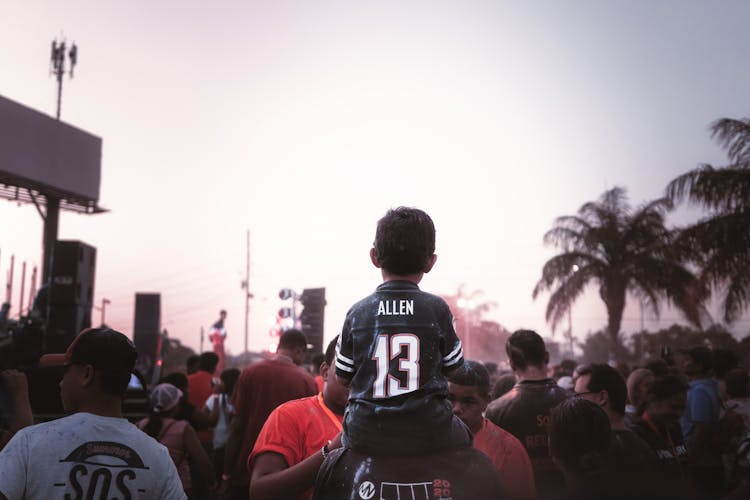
220, 368, 241, 396
40, 327, 138, 397
506, 329, 547, 371
491, 373, 517, 400
549, 398, 612, 476
711, 349, 739, 379
160, 372, 189, 392
725, 368, 750, 399
578, 363, 628, 415
373, 206, 435, 276
447, 359, 490, 395
278, 328, 308, 351
199, 351, 220, 372
626, 368, 654, 407
643, 358, 669, 377
685, 346, 713, 374
648, 374, 687, 402
150, 383, 183, 414
186, 354, 200, 373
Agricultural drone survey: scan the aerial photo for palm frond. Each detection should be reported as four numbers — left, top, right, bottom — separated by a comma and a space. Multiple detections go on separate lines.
666, 165, 750, 212
710, 117, 750, 163
722, 271, 750, 324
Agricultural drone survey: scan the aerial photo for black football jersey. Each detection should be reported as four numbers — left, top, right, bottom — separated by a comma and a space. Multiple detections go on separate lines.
335, 280, 463, 446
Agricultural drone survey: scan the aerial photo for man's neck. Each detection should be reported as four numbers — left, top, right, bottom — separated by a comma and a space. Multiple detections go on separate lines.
515, 366, 548, 382
275, 350, 295, 364
76, 400, 124, 419
322, 392, 345, 416
608, 411, 628, 431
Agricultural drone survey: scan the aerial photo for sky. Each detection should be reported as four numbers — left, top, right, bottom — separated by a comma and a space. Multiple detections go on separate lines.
2, 0, 749, 357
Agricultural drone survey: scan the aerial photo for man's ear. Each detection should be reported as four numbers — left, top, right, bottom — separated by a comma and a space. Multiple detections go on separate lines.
544, 351, 550, 365
423, 254, 437, 274
370, 248, 382, 268
81, 365, 96, 388
597, 390, 609, 409
320, 362, 330, 381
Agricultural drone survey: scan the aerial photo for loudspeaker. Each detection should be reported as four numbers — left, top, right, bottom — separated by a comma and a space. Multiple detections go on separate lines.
300, 287, 326, 356
133, 293, 160, 364
50, 240, 96, 306
45, 304, 92, 353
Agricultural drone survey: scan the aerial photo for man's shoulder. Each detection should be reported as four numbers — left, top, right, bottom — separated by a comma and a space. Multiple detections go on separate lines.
245, 358, 315, 381
486, 380, 568, 415
480, 418, 523, 446
270, 395, 319, 420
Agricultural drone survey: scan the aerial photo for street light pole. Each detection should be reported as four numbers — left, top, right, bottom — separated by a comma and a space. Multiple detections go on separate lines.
100, 298, 110, 326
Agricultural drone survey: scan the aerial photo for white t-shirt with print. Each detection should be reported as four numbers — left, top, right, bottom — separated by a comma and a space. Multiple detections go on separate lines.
0, 412, 186, 500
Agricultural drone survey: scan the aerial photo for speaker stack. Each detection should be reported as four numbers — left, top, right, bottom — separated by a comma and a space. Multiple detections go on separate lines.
45, 240, 96, 353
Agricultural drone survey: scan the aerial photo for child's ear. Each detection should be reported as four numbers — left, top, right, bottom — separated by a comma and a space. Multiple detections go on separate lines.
370, 248, 382, 268
423, 254, 437, 273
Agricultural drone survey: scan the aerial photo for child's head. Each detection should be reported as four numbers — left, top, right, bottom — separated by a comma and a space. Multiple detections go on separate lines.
372, 207, 436, 276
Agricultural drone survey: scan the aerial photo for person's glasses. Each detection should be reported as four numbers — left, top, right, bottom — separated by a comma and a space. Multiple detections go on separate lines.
574, 390, 598, 397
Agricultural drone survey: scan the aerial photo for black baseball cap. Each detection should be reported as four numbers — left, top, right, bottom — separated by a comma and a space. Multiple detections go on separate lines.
39, 327, 138, 374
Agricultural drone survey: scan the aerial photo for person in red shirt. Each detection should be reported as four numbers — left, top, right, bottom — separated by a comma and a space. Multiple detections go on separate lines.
248, 336, 347, 500
187, 352, 220, 447
221, 329, 318, 500
448, 360, 537, 500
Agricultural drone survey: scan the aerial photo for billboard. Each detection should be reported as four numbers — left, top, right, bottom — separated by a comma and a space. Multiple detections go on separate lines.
0, 94, 101, 203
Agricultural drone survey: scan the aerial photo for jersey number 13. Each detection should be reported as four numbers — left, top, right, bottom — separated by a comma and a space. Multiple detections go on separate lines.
372, 333, 420, 398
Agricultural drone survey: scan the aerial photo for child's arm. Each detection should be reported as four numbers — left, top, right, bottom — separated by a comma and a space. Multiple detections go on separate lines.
334, 327, 356, 384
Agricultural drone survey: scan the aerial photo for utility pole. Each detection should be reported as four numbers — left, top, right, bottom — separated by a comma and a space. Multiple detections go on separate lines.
18, 261, 26, 316
241, 230, 253, 352
100, 298, 110, 326
5, 255, 14, 306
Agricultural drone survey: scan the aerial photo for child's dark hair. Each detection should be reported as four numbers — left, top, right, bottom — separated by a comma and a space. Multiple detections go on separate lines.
373, 207, 435, 275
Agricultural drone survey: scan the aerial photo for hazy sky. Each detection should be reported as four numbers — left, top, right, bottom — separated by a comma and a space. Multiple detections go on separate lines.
2, 0, 749, 356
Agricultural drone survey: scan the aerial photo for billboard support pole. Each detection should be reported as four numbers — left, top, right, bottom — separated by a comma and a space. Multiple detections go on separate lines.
41, 38, 78, 288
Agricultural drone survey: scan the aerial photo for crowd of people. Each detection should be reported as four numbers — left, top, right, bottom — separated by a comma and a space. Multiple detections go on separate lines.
1, 206, 749, 500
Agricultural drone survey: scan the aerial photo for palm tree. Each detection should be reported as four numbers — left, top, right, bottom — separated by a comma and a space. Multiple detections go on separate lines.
667, 117, 750, 324
533, 187, 705, 356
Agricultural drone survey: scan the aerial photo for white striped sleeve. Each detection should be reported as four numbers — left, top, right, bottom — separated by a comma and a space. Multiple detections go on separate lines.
442, 340, 463, 368
335, 333, 355, 379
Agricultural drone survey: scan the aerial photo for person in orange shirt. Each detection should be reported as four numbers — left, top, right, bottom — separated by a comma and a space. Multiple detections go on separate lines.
448, 359, 537, 500
248, 336, 348, 500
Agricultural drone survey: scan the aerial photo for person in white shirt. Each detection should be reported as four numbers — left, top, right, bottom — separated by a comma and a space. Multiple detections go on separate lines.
203, 368, 239, 480
0, 327, 185, 500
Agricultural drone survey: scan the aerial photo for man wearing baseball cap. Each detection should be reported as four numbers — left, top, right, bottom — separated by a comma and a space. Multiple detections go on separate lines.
0, 328, 185, 500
